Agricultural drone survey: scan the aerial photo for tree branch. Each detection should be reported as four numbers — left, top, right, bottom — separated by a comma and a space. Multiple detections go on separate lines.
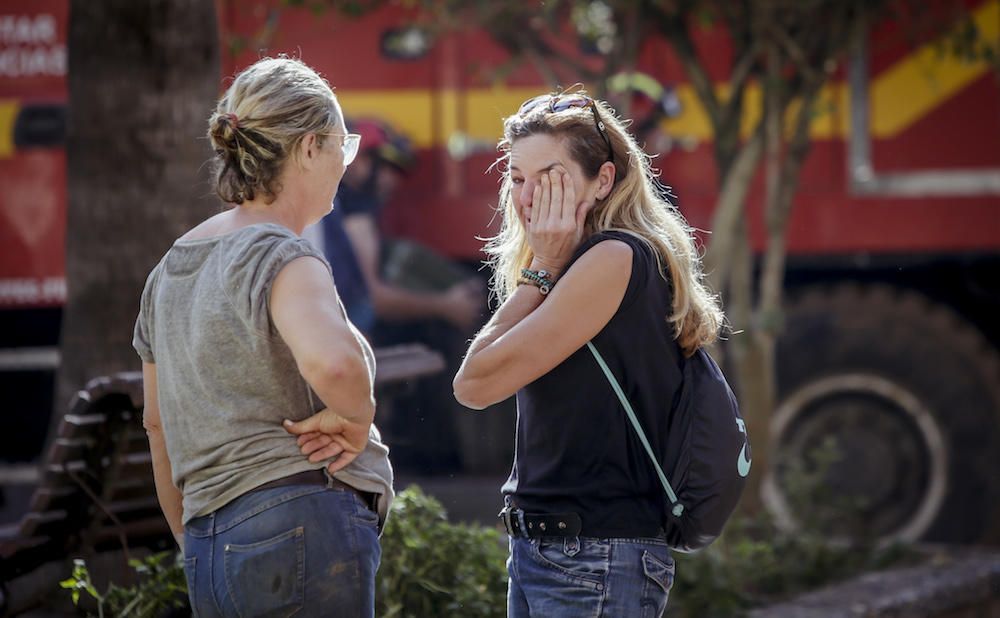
770, 21, 820, 81
757, 78, 824, 331
510, 34, 564, 87
704, 124, 764, 294
727, 39, 760, 105
494, 15, 599, 86
655, 8, 723, 130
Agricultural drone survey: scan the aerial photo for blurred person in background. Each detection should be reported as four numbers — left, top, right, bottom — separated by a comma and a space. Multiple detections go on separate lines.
134, 57, 391, 617
305, 118, 486, 473
305, 118, 482, 337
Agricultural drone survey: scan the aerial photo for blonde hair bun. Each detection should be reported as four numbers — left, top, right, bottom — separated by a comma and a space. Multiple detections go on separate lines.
207, 56, 341, 205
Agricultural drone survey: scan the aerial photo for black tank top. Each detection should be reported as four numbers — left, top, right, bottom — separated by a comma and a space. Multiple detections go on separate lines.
501, 230, 684, 538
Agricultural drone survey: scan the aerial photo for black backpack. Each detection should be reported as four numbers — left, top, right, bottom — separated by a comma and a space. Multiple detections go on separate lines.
587, 342, 750, 553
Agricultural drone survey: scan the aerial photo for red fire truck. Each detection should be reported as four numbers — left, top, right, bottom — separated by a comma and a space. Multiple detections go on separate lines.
2, 0, 998, 543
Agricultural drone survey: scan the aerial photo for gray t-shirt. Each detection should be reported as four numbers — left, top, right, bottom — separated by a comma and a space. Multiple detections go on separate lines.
133, 223, 393, 525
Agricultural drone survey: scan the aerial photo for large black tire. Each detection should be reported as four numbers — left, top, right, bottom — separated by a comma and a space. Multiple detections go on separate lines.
766, 284, 1000, 543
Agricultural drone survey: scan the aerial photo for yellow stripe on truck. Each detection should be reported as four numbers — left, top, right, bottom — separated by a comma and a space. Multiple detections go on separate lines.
337, 87, 541, 149
871, 0, 998, 138
0, 3, 991, 158
0, 100, 18, 158
338, 0, 996, 147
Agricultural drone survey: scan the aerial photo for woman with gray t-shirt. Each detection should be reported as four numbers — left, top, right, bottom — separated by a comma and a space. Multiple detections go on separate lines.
133, 57, 392, 617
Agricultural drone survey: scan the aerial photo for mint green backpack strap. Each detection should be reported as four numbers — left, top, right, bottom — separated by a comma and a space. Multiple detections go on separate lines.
586, 342, 684, 517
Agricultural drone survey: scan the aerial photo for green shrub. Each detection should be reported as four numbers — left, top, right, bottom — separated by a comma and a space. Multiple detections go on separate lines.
666, 511, 915, 618
60, 478, 915, 618
60, 551, 188, 618
61, 485, 508, 618
376, 486, 509, 618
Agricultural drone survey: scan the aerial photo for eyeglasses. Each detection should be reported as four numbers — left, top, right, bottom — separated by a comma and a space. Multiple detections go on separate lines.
324, 132, 361, 166
518, 94, 614, 164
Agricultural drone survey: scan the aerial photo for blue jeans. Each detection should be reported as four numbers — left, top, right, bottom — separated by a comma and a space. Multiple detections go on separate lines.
507, 536, 675, 618
183, 482, 380, 617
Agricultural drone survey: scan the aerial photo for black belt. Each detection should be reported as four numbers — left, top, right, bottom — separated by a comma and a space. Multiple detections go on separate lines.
255, 469, 377, 512
499, 505, 582, 538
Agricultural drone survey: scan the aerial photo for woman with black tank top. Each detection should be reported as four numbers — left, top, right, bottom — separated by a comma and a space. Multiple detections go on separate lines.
454, 90, 724, 617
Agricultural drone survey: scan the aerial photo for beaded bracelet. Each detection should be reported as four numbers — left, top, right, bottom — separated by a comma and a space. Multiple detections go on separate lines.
518, 268, 555, 295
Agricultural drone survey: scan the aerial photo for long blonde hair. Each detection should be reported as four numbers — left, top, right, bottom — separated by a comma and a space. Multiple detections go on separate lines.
484, 89, 723, 355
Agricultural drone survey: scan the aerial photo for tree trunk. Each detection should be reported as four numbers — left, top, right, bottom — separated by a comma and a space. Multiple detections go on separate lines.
703, 128, 763, 297
734, 38, 784, 514
54, 1, 220, 425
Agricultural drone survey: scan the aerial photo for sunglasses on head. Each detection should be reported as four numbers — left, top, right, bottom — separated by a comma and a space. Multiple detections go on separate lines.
518, 94, 614, 165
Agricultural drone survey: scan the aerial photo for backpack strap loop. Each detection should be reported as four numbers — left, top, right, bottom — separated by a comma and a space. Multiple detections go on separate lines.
586, 341, 683, 514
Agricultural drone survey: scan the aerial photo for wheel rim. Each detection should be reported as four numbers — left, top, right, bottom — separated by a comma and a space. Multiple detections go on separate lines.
763, 373, 948, 542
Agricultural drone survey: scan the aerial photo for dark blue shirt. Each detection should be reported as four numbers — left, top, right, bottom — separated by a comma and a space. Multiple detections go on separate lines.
321, 188, 377, 334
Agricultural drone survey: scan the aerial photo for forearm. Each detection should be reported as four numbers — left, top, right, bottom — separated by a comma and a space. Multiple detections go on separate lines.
464, 258, 559, 359
470, 288, 541, 356
147, 430, 183, 534
454, 283, 545, 408
344, 214, 448, 321
370, 283, 449, 321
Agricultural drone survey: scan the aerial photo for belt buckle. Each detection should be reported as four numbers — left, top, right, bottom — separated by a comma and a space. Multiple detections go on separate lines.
499, 506, 520, 537
499, 506, 513, 536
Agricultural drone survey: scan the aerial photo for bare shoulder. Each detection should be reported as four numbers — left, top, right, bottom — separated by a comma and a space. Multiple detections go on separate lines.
272, 254, 333, 291
550, 239, 633, 303
270, 255, 344, 332
567, 239, 633, 276
270, 255, 338, 313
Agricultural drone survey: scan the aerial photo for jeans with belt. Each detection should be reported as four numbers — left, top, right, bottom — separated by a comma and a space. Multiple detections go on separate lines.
506, 535, 675, 618
182, 478, 380, 617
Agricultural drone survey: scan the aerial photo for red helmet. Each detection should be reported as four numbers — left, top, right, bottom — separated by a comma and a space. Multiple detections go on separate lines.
348, 118, 415, 173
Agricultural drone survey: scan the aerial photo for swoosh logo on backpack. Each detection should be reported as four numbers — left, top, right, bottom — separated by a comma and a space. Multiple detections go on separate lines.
738, 443, 751, 477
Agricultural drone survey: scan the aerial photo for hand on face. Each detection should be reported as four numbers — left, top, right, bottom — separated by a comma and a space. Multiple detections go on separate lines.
518, 169, 594, 273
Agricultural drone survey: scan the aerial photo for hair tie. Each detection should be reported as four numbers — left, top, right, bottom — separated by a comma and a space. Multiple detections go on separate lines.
223, 112, 240, 129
